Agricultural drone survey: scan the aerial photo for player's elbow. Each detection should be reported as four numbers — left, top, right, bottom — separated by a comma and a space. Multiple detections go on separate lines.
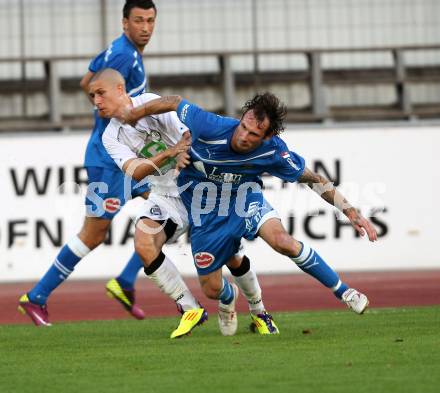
166, 95, 183, 109
171, 95, 182, 102
124, 160, 157, 181
80, 71, 94, 93
79, 76, 89, 92
122, 159, 141, 179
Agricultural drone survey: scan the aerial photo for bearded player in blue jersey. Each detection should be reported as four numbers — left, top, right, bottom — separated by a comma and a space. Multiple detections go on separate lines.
19, 0, 157, 326
121, 92, 378, 334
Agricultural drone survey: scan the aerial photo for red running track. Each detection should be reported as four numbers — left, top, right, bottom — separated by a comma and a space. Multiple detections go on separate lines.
1, 270, 439, 325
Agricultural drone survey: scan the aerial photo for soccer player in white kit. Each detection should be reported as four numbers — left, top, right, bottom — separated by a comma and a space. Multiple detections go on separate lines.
93, 68, 274, 337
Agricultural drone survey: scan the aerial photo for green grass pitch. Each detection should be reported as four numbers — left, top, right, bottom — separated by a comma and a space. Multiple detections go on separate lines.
1, 306, 439, 393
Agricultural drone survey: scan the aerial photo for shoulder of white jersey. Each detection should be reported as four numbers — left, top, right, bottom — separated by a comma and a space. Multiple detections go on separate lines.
103, 118, 122, 135
108, 117, 122, 127
131, 92, 161, 107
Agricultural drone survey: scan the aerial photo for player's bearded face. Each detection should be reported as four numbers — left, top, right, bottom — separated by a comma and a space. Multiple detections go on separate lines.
124, 7, 156, 50
231, 110, 270, 153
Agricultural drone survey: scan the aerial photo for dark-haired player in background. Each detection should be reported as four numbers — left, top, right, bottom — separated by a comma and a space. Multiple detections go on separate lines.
19, 0, 157, 326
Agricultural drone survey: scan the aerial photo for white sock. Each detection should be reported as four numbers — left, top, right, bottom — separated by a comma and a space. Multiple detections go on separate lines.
233, 269, 265, 314
147, 255, 199, 311
67, 236, 91, 258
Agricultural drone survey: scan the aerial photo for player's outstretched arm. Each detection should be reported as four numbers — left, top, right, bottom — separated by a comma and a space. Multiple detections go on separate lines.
118, 95, 183, 125
298, 167, 378, 242
122, 132, 191, 181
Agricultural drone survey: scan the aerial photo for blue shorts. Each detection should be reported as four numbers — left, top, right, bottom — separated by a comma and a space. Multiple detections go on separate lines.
85, 166, 150, 220
184, 190, 278, 275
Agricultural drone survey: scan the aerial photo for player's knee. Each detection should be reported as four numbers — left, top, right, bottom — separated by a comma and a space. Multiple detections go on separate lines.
95, 230, 109, 245
78, 227, 108, 249
134, 235, 159, 266
226, 255, 242, 269
271, 231, 295, 256
200, 280, 222, 300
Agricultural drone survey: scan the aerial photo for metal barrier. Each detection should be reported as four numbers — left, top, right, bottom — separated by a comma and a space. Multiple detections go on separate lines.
0, 45, 439, 130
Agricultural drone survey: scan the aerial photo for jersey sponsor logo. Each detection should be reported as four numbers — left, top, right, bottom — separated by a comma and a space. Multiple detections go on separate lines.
281, 151, 300, 170
207, 172, 242, 183
208, 166, 243, 184
194, 252, 215, 269
103, 198, 121, 213
140, 140, 167, 158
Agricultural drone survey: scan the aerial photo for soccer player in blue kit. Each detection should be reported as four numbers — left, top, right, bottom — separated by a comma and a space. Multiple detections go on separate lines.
94, 68, 276, 337
19, 0, 157, 326
122, 92, 378, 334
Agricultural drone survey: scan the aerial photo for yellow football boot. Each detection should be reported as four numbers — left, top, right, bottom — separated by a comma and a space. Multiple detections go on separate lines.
250, 311, 280, 334
170, 308, 208, 339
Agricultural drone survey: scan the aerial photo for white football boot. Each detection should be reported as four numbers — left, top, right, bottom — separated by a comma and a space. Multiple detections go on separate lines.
342, 288, 369, 314
218, 283, 239, 336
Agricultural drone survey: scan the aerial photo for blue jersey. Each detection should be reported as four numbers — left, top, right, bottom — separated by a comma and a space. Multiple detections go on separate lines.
84, 34, 147, 168
176, 99, 305, 219
174, 100, 306, 274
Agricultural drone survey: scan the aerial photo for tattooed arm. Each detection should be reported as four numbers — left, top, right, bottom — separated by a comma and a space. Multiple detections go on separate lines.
117, 96, 183, 125
298, 167, 378, 242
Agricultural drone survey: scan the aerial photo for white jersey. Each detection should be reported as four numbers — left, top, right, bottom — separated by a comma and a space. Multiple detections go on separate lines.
102, 93, 188, 197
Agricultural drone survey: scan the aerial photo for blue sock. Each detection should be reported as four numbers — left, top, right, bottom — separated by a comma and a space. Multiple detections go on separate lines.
291, 242, 349, 299
219, 277, 235, 305
116, 252, 144, 290
28, 237, 90, 305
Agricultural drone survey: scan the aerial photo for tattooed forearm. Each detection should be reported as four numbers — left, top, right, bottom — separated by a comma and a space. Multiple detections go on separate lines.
143, 96, 178, 114
130, 96, 183, 122
298, 167, 321, 187
162, 95, 182, 106
142, 95, 182, 116
298, 167, 353, 213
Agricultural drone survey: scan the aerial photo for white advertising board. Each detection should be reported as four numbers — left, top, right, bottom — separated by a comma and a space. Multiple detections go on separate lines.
0, 126, 438, 282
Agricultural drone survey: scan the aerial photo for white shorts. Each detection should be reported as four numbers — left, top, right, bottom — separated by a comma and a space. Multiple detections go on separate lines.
135, 193, 189, 243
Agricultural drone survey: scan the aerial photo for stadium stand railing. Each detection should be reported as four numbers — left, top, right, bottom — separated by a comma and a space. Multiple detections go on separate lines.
0, 45, 439, 131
